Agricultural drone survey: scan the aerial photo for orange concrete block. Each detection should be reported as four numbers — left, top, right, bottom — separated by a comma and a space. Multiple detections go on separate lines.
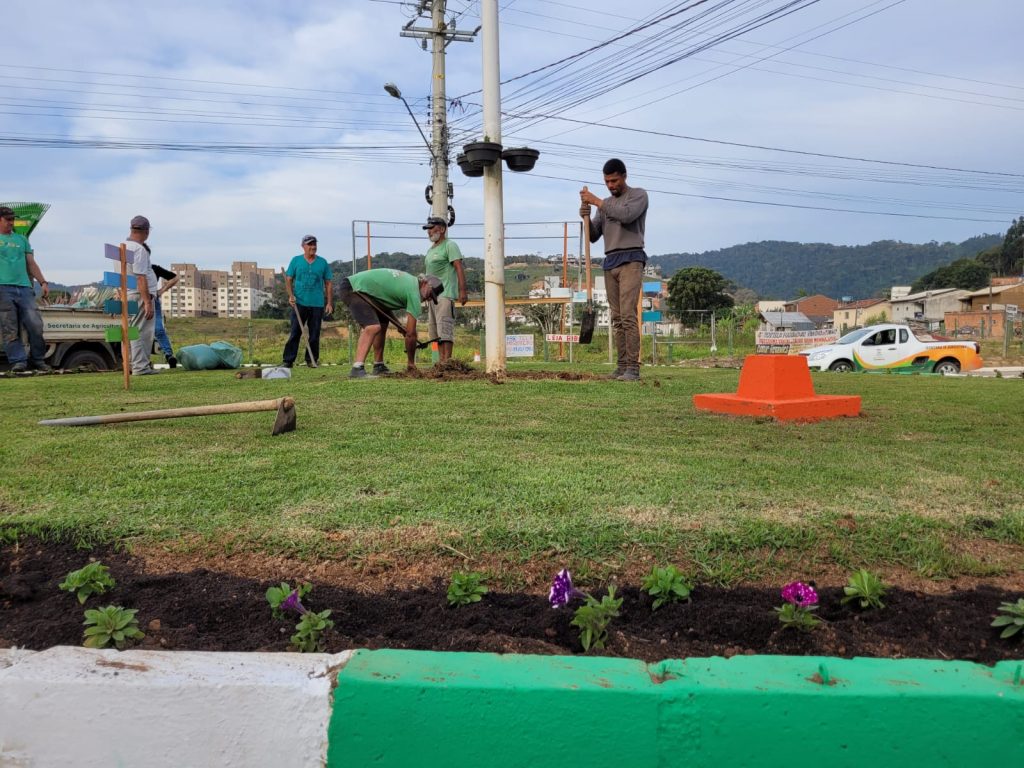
693, 354, 861, 422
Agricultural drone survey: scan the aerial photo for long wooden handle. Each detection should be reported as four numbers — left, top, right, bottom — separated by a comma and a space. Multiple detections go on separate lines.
40, 397, 292, 427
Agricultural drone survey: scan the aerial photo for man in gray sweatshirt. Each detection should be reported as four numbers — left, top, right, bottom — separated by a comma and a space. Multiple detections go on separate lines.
580, 158, 649, 381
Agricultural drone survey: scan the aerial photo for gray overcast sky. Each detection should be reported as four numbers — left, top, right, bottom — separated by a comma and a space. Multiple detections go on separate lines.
3, 0, 1022, 285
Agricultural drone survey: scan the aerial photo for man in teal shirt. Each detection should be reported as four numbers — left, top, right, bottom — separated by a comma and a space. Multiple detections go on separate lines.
282, 234, 333, 367
339, 268, 443, 378
0, 206, 51, 372
422, 215, 467, 362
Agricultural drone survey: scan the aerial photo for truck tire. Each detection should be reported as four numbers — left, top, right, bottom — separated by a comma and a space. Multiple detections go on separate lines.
828, 359, 854, 373
933, 359, 961, 375
62, 349, 111, 371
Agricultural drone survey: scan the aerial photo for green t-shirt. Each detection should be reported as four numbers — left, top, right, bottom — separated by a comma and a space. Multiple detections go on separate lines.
348, 269, 422, 315
0, 232, 32, 287
424, 239, 463, 299
286, 255, 332, 307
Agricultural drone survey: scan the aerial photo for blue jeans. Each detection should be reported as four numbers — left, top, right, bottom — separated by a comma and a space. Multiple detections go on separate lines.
154, 297, 173, 357
0, 284, 47, 365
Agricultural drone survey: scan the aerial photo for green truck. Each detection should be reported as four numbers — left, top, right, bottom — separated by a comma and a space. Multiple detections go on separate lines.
1, 202, 124, 371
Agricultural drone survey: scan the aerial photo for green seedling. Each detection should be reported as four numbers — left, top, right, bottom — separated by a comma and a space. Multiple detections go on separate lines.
447, 571, 489, 607
83, 605, 145, 649
59, 562, 116, 604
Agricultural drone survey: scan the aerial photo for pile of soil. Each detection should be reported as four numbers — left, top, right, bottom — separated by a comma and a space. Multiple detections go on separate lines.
2, 539, 1021, 663
400, 360, 597, 382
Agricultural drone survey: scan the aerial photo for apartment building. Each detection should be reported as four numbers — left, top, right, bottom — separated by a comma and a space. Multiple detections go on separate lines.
164, 261, 276, 318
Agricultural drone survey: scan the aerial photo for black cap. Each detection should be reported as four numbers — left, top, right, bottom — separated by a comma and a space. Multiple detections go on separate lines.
422, 216, 448, 230
424, 275, 444, 303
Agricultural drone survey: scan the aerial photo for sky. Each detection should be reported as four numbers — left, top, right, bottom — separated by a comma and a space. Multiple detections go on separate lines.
3, 0, 1022, 286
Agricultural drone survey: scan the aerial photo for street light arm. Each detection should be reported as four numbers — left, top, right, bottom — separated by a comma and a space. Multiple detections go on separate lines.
400, 98, 436, 161
384, 82, 435, 161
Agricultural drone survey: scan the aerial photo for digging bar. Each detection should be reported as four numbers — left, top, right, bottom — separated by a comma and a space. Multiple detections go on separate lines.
39, 396, 297, 436
293, 306, 318, 368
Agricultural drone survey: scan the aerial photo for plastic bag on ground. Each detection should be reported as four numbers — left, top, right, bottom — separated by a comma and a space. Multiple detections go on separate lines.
210, 341, 243, 369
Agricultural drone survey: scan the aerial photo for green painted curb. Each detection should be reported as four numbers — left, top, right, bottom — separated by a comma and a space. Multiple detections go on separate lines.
328, 650, 1024, 767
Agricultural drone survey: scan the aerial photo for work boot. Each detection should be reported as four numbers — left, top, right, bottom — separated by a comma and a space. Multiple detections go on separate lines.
166, 354, 178, 369
372, 362, 391, 376
31, 361, 52, 372
605, 367, 624, 380
349, 366, 376, 379
616, 367, 640, 382
11, 361, 27, 373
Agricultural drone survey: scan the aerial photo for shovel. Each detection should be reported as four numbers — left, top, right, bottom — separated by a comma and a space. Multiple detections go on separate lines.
293, 305, 318, 368
579, 207, 597, 345
39, 396, 297, 436
354, 291, 440, 349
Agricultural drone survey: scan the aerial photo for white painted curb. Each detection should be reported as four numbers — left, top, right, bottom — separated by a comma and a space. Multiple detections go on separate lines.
0, 647, 351, 768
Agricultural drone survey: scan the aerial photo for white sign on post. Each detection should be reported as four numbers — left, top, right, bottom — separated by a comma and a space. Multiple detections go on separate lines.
1006, 304, 1018, 318
506, 334, 534, 357
546, 333, 580, 343
104, 243, 133, 264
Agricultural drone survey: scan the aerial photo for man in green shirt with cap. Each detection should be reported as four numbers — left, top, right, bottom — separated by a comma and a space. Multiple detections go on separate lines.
0, 205, 51, 372
338, 268, 443, 378
422, 215, 467, 362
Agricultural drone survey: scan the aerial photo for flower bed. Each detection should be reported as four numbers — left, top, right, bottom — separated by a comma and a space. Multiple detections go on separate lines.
1, 538, 1021, 663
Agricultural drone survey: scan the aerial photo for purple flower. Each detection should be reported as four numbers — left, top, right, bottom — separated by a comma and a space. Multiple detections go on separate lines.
280, 589, 308, 615
781, 581, 818, 607
549, 569, 578, 609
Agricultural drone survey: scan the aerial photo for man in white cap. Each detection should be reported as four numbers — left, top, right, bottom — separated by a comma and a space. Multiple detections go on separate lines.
125, 215, 160, 375
422, 215, 467, 362
282, 234, 333, 367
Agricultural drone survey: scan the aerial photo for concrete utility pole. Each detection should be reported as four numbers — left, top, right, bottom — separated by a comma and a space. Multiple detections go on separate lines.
399, 1, 478, 221
481, 0, 506, 374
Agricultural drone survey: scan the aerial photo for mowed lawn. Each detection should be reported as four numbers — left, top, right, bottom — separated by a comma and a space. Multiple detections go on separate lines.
2, 364, 1022, 585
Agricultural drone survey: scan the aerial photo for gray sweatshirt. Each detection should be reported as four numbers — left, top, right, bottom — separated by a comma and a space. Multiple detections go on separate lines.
588, 185, 648, 254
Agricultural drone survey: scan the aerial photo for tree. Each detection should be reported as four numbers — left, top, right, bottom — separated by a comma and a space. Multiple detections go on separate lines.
666, 267, 734, 324
912, 258, 991, 292
1001, 216, 1024, 275
520, 302, 564, 336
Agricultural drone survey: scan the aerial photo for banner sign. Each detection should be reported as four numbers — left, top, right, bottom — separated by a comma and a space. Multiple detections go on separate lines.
642, 310, 662, 322
506, 334, 534, 357
756, 329, 839, 350
642, 281, 661, 295
545, 333, 580, 343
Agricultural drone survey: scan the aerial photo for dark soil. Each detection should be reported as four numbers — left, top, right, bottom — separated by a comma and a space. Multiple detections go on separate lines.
3, 539, 1021, 663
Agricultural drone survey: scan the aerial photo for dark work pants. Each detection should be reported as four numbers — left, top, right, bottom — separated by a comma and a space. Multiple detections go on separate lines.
282, 304, 324, 365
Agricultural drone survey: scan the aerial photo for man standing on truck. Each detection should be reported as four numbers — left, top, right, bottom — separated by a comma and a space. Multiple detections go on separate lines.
125, 215, 160, 376
0, 205, 51, 372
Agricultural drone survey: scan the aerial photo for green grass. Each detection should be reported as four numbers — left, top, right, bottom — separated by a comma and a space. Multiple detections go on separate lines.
2, 362, 1022, 585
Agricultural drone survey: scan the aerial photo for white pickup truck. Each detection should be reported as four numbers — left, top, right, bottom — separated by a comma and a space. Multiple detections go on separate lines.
1, 305, 123, 371
800, 323, 983, 375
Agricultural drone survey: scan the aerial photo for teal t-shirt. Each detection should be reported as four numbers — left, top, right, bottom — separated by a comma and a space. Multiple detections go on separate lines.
0, 232, 32, 287
286, 255, 332, 307
424, 239, 463, 299
348, 269, 422, 315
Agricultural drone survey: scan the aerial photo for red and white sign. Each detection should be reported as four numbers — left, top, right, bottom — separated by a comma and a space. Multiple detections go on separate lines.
545, 334, 580, 343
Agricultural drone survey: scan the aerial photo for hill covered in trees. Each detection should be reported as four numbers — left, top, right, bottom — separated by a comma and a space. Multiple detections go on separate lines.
649, 235, 1001, 299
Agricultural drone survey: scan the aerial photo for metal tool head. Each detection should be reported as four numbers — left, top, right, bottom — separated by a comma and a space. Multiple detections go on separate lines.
272, 397, 297, 436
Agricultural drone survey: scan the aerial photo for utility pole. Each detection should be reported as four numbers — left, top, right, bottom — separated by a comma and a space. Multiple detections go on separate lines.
400, 1, 478, 222
481, 0, 506, 374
